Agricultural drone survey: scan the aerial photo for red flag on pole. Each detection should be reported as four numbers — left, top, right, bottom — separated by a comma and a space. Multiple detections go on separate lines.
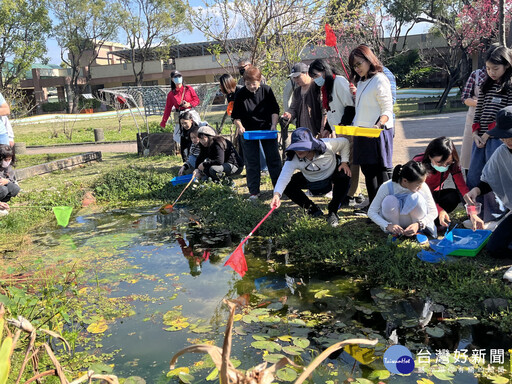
224, 244, 248, 277
224, 207, 275, 277
325, 24, 337, 47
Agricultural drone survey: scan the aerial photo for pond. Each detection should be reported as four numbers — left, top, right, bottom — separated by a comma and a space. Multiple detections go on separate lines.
29, 207, 512, 383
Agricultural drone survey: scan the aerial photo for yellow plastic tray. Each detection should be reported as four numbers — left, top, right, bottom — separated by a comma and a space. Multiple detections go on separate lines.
334, 125, 382, 137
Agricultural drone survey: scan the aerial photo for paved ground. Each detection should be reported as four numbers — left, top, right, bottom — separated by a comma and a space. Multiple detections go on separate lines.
25, 111, 469, 165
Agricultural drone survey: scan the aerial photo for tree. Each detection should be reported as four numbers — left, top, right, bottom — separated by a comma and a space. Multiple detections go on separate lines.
0, 0, 52, 89
118, 0, 190, 86
52, 0, 119, 113
191, 0, 325, 81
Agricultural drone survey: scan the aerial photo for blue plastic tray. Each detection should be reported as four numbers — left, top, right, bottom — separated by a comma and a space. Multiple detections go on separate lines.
430, 229, 492, 257
243, 130, 278, 140
171, 174, 193, 186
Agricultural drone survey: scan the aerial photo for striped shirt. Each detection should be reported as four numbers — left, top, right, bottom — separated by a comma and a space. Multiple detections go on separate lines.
473, 82, 512, 135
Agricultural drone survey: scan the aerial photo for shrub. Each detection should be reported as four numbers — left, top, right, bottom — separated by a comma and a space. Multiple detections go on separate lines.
42, 101, 67, 113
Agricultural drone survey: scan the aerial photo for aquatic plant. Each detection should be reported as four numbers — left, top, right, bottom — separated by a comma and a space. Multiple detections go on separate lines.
170, 299, 378, 383
0, 303, 121, 384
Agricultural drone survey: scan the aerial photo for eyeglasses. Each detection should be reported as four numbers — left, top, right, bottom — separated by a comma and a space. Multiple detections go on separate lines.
352, 60, 366, 69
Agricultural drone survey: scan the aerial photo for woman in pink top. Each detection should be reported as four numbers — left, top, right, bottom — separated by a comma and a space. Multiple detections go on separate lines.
160, 70, 200, 128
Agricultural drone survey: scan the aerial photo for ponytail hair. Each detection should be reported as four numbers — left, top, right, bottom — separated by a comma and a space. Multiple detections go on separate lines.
392, 160, 427, 183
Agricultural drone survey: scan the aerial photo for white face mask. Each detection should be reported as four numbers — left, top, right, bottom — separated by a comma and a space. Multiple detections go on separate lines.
2, 160, 11, 168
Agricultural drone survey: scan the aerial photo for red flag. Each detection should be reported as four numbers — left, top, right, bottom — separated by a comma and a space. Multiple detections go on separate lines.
224, 244, 248, 277
325, 24, 337, 47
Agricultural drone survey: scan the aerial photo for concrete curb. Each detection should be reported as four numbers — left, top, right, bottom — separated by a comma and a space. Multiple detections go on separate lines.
16, 152, 102, 181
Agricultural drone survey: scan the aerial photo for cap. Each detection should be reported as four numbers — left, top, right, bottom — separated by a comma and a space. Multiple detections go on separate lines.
289, 63, 309, 78
198, 125, 217, 137
491, 106, 512, 138
171, 70, 182, 78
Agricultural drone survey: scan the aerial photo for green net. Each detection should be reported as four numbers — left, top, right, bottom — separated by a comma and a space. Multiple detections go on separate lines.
52, 206, 73, 227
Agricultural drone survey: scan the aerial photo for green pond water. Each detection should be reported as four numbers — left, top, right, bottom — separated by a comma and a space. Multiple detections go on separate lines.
29, 207, 512, 383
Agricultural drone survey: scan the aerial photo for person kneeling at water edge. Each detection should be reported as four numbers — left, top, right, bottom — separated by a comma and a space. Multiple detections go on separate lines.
270, 127, 351, 227
193, 126, 243, 182
368, 161, 438, 237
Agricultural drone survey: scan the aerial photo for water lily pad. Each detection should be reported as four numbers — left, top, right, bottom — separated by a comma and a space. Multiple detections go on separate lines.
178, 372, 194, 383
426, 326, 445, 338
163, 309, 182, 325
293, 337, 310, 348
87, 319, 108, 334
367, 370, 390, 380
89, 362, 113, 374
164, 318, 190, 331
205, 368, 218, 381
488, 375, 509, 384
124, 376, 146, 384
417, 379, 434, 384
263, 353, 287, 363
242, 314, 258, 323
276, 367, 298, 382
314, 289, 333, 299
190, 325, 212, 333
252, 334, 268, 341
251, 340, 282, 352
282, 346, 304, 355
278, 335, 292, 342
249, 308, 270, 316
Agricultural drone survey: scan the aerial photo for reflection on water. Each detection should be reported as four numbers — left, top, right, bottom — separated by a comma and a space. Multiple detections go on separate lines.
30, 207, 511, 383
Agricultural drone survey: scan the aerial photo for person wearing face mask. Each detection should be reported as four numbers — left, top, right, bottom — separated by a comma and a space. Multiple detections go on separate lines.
368, 161, 437, 237
0, 144, 20, 208
413, 137, 470, 231
160, 70, 200, 129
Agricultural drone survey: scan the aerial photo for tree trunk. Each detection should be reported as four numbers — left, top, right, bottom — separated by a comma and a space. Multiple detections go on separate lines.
499, 0, 506, 46
437, 67, 460, 112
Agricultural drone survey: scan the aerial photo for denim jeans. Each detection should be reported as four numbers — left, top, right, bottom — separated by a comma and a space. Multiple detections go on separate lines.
467, 139, 508, 222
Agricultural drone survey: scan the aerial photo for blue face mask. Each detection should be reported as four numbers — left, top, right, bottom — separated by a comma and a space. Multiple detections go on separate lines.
431, 163, 449, 173
314, 76, 325, 87
173, 76, 183, 84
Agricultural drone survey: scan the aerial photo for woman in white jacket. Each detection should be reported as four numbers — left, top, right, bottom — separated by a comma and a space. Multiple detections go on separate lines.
368, 161, 437, 237
349, 45, 394, 209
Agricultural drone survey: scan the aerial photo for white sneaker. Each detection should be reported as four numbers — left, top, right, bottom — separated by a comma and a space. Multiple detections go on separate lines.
503, 266, 512, 282
324, 191, 333, 199
305, 190, 313, 197
0, 209, 9, 217
463, 219, 472, 229
485, 221, 499, 231
247, 194, 260, 202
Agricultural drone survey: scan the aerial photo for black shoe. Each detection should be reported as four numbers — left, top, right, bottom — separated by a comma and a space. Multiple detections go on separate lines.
307, 204, 323, 218
354, 206, 368, 217
326, 212, 340, 227
354, 193, 365, 204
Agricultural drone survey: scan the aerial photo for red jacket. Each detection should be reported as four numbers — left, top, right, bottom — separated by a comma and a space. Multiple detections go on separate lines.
160, 85, 200, 127
413, 154, 470, 214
